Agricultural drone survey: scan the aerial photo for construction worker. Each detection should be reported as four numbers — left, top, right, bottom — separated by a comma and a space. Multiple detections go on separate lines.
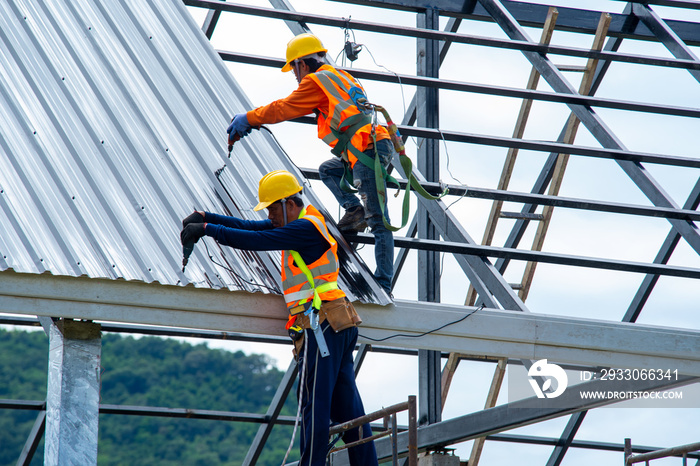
227, 33, 394, 295
180, 170, 378, 466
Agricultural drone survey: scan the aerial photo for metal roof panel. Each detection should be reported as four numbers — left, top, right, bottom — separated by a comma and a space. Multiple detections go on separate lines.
0, 0, 389, 304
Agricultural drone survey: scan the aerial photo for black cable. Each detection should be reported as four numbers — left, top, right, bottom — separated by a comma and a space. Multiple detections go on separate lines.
202, 239, 281, 294
359, 304, 484, 342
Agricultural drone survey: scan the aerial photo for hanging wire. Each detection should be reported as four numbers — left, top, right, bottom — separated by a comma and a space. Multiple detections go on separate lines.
202, 239, 281, 294
359, 304, 484, 342
281, 335, 309, 465
439, 130, 470, 212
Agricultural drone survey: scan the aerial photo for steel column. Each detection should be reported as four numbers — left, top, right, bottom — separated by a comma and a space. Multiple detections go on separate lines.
44, 319, 101, 466
417, 7, 442, 426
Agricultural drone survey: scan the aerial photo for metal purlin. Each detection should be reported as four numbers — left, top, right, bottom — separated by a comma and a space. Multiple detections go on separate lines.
479, 0, 700, 256
4, 1, 699, 462
547, 4, 700, 464
480, 2, 700, 464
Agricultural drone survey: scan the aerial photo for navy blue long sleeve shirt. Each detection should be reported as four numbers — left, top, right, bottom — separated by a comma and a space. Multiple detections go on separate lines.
203, 211, 329, 265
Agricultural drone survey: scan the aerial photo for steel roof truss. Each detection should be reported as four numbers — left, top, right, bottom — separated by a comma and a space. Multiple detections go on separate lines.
479, 0, 700, 258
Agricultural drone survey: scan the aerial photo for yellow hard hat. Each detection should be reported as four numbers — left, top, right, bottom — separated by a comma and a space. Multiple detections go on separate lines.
253, 170, 303, 211
282, 33, 327, 72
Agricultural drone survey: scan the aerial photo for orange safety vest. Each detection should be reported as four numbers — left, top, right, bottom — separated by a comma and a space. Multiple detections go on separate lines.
309, 65, 389, 168
282, 205, 345, 329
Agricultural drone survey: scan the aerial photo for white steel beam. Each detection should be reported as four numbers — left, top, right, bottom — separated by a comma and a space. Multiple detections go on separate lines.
1, 271, 700, 376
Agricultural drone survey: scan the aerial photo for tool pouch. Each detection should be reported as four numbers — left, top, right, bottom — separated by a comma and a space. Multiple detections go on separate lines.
320, 297, 362, 332
293, 298, 361, 359
296, 298, 361, 333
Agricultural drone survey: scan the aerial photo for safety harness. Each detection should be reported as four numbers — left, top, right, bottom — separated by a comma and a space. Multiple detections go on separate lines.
313, 69, 448, 232
282, 206, 342, 358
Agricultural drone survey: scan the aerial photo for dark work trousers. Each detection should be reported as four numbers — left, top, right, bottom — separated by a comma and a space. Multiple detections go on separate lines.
297, 322, 378, 466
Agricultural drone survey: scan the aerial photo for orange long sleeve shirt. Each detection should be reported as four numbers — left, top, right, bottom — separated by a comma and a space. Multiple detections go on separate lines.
246, 67, 389, 154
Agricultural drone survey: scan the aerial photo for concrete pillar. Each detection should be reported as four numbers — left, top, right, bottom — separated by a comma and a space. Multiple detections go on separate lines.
44, 319, 102, 465
418, 451, 461, 466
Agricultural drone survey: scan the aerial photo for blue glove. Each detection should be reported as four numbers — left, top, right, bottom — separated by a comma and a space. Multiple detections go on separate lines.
227, 113, 252, 143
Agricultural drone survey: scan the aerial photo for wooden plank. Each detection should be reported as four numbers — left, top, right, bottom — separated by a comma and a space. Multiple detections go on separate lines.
468, 358, 507, 466
466, 7, 558, 306
519, 13, 612, 301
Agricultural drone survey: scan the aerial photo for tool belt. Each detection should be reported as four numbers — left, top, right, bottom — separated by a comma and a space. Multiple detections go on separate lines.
293, 297, 362, 356
297, 297, 362, 332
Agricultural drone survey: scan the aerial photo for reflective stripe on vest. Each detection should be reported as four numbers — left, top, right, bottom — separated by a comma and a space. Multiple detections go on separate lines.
309, 66, 372, 166
281, 205, 345, 312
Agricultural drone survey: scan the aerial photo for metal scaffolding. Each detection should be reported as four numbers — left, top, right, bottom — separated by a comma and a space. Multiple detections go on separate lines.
1, 0, 700, 464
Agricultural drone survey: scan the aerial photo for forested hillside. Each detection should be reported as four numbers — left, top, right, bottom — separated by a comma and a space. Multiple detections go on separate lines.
0, 328, 298, 465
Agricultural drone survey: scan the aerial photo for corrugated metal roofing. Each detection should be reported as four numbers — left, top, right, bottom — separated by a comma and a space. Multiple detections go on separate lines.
0, 0, 389, 304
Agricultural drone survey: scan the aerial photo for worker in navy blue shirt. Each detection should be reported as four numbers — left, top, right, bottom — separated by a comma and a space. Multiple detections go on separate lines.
196, 207, 327, 265
180, 170, 377, 466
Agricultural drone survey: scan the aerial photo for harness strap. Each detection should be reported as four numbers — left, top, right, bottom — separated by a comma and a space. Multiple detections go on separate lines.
289, 250, 339, 311
316, 70, 448, 232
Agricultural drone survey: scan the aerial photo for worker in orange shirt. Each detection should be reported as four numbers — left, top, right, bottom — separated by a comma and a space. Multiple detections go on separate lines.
227, 33, 394, 295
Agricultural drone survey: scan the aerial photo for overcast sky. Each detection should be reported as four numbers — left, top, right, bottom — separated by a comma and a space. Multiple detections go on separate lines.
189, 0, 700, 463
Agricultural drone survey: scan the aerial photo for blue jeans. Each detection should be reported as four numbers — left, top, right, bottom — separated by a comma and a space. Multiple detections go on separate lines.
319, 139, 395, 293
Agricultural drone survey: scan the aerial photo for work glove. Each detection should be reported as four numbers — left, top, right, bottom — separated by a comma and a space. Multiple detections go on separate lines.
227, 113, 252, 143
180, 223, 206, 246
182, 211, 204, 228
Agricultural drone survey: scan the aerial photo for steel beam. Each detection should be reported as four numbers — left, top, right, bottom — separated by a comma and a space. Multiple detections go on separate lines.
335, 374, 698, 463
392, 215, 417, 290
186, 0, 700, 69
5, 396, 699, 462
200, 2, 222, 39
486, 433, 700, 459
243, 360, 298, 465
16, 410, 46, 466
347, 233, 700, 279
280, 113, 700, 169
267, 0, 311, 37
4, 272, 700, 375
323, 0, 700, 47
632, 2, 700, 84
217, 51, 700, 119
386, 158, 526, 310
0, 315, 427, 358
493, 13, 630, 273
301, 167, 700, 221
545, 411, 586, 466
479, 0, 700, 257
545, 179, 700, 466
624, 176, 700, 323
44, 319, 101, 466
98, 404, 297, 424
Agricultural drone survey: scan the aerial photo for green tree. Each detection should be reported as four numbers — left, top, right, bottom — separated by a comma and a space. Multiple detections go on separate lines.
0, 328, 299, 466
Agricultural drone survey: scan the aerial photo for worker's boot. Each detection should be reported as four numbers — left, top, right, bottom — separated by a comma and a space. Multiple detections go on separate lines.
337, 205, 368, 232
